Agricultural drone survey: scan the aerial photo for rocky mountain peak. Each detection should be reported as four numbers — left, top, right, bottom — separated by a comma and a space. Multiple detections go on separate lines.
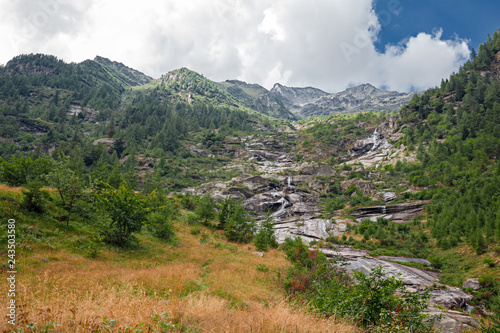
270, 84, 329, 109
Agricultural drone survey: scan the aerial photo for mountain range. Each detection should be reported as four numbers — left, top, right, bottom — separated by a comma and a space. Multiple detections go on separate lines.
157, 66, 420, 119
0, 53, 417, 121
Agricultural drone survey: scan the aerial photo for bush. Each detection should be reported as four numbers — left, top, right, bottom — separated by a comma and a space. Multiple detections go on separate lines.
254, 215, 278, 252
147, 211, 175, 242
98, 185, 147, 247
217, 197, 234, 230
483, 256, 496, 268
324, 196, 346, 213
21, 181, 49, 213
195, 194, 215, 225
225, 199, 255, 243
282, 237, 437, 331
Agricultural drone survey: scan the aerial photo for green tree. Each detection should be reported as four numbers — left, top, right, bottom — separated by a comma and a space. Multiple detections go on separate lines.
225, 199, 255, 243
46, 157, 85, 226
21, 181, 50, 213
98, 184, 147, 246
254, 214, 278, 251
195, 194, 216, 225
0, 156, 51, 186
217, 197, 234, 230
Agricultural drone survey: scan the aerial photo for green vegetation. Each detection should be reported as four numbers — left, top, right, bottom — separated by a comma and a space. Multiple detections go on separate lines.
282, 237, 438, 332
254, 214, 279, 252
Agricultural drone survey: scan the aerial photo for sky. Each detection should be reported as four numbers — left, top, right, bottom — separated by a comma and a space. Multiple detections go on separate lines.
0, 0, 498, 93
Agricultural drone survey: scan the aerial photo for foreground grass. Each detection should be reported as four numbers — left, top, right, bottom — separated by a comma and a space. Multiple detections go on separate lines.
0, 187, 358, 333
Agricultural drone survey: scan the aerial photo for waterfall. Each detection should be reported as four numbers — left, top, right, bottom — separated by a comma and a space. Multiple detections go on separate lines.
272, 197, 290, 219
368, 129, 382, 153
382, 205, 387, 215
287, 176, 291, 187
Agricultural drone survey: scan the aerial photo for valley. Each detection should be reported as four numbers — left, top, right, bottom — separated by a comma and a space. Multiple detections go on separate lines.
0, 29, 500, 332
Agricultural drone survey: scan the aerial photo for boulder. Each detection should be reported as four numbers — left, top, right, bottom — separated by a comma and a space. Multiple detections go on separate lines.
92, 137, 115, 146
383, 191, 397, 203
429, 286, 474, 310
462, 278, 482, 291
428, 309, 480, 333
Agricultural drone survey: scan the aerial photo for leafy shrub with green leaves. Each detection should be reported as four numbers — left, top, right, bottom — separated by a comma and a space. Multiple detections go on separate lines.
0, 155, 51, 186
98, 184, 147, 246
217, 197, 234, 230
282, 237, 437, 332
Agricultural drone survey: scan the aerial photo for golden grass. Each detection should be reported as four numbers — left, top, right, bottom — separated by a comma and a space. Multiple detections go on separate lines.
0, 184, 24, 193
0, 221, 359, 332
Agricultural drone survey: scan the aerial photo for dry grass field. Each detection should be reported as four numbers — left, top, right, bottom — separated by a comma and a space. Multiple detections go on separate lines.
0, 208, 358, 333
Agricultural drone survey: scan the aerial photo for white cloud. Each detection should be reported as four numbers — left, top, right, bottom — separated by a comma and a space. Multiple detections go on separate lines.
0, 0, 470, 93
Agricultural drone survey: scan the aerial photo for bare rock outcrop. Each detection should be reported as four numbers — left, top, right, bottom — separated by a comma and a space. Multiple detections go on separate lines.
353, 201, 431, 222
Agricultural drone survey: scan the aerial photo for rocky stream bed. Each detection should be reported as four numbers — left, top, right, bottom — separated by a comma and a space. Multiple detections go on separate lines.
183, 118, 480, 332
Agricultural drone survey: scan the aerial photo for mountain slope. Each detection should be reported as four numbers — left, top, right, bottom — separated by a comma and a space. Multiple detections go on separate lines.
218, 80, 297, 120
294, 83, 418, 117
93, 56, 153, 87
270, 83, 329, 114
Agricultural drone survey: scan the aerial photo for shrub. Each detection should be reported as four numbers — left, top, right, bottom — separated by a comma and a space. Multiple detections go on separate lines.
195, 194, 216, 226
98, 184, 147, 247
483, 256, 496, 268
217, 197, 234, 230
147, 211, 175, 242
21, 181, 49, 213
282, 237, 437, 331
225, 199, 255, 243
254, 215, 278, 252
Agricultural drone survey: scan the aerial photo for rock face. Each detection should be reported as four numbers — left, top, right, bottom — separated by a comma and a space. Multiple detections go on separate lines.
340, 179, 375, 197
297, 84, 420, 118
300, 164, 336, 176
269, 83, 419, 118
352, 201, 431, 223
218, 80, 297, 120
270, 83, 329, 115
347, 115, 414, 168
68, 104, 98, 122
185, 131, 476, 333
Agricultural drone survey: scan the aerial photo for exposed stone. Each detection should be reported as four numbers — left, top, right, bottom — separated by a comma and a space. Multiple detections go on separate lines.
427, 309, 480, 333
429, 286, 474, 310
92, 137, 115, 146
300, 164, 336, 176
383, 191, 397, 203
353, 201, 431, 223
187, 144, 210, 156
462, 278, 482, 290
222, 187, 254, 199
290, 175, 314, 183
340, 171, 350, 178
252, 251, 264, 257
